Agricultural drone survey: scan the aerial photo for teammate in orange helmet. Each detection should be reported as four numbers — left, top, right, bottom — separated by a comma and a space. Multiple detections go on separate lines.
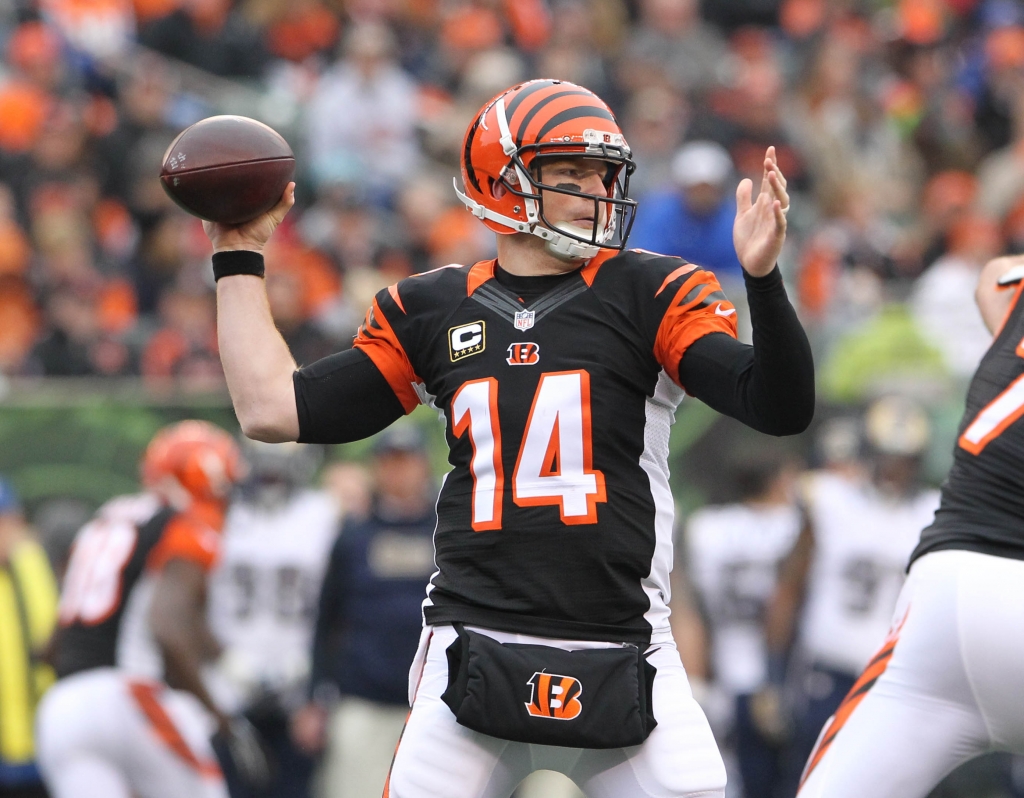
36, 421, 268, 798
206, 80, 814, 797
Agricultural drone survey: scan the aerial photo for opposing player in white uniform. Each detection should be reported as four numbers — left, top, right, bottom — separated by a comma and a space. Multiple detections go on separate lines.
796, 257, 1024, 797
765, 397, 939, 792
205, 80, 813, 798
36, 422, 248, 798
207, 440, 339, 798
686, 455, 802, 798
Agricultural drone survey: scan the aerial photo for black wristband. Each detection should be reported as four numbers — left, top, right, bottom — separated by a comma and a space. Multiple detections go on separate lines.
212, 250, 265, 281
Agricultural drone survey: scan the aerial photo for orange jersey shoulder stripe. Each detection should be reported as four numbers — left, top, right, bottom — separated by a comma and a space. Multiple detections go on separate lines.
146, 512, 220, 573
467, 259, 496, 295
653, 271, 738, 387
352, 298, 422, 414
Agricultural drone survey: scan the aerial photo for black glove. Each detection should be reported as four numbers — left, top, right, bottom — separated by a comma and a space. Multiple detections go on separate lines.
219, 716, 272, 790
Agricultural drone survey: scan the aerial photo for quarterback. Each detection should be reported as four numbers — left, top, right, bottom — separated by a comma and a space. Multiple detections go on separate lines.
207, 80, 813, 797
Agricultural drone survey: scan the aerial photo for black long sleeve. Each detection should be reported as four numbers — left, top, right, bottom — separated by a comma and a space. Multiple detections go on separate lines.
293, 348, 405, 444
677, 266, 814, 436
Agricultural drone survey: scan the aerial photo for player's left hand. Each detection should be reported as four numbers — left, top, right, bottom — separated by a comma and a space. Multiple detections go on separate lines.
733, 147, 789, 278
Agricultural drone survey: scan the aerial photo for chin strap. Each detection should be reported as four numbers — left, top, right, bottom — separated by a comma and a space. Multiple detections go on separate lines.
454, 179, 600, 261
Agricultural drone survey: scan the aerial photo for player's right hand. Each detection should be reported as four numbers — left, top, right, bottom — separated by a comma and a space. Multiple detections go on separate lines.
215, 715, 273, 789
291, 702, 329, 754
203, 182, 295, 255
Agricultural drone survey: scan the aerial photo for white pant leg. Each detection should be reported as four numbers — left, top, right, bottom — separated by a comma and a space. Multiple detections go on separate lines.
796, 550, 1024, 798
515, 770, 586, 798
42, 757, 133, 798
571, 640, 726, 798
316, 696, 409, 798
36, 669, 227, 798
387, 626, 527, 798
389, 626, 725, 798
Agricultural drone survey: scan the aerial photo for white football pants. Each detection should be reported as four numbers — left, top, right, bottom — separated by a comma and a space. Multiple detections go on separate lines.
385, 625, 727, 798
798, 549, 1024, 798
36, 668, 227, 798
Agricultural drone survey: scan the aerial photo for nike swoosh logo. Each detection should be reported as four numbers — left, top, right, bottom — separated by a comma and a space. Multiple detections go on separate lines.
714, 304, 736, 317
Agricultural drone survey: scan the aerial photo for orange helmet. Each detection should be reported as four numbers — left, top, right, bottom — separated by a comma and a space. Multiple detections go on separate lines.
141, 420, 244, 509
455, 79, 637, 261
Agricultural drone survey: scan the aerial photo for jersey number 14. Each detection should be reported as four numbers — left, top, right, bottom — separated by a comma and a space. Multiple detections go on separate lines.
452, 370, 607, 530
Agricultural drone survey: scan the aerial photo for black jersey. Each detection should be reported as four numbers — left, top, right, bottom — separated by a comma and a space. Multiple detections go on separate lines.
353, 249, 737, 643
911, 283, 1024, 565
55, 494, 221, 678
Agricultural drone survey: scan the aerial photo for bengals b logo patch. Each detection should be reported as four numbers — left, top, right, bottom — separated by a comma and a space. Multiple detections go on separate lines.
525, 672, 582, 720
506, 342, 540, 366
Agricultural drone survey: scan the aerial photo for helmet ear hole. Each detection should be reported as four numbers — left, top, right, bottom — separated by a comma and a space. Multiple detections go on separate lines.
490, 178, 507, 200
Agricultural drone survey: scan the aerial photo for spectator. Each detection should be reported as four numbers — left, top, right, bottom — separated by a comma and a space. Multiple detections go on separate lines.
304, 21, 421, 202
911, 214, 1003, 379
629, 140, 744, 284
208, 441, 339, 798
292, 425, 437, 798
138, 0, 270, 79
141, 288, 221, 383
618, 0, 730, 97
0, 478, 59, 798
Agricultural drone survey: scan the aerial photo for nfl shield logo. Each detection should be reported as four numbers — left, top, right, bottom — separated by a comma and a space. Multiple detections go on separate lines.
514, 310, 536, 331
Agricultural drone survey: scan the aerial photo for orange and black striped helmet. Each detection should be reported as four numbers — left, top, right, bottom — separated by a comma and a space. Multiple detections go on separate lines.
141, 420, 244, 509
455, 79, 637, 260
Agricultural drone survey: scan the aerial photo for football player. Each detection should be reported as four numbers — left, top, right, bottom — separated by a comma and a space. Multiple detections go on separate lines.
35, 421, 258, 798
205, 80, 814, 798
766, 397, 939, 794
795, 254, 1024, 798
206, 440, 337, 798
684, 454, 803, 798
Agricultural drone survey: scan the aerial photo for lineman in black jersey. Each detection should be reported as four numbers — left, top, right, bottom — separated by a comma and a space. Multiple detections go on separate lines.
206, 80, 812, 798
797, 254, 1024, 798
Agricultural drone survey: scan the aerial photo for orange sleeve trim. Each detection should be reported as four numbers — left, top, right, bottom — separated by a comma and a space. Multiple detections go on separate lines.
352, 298, 422, 414
466, 259, 496, 295
387, 283, 407, 314
146, 515, 220, 573
655, 263, 698, 297
653, 274, 738, 387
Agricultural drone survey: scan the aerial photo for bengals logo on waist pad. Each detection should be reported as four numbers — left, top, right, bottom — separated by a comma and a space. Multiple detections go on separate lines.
525, 672, 582, 720
506, 342, 540, 366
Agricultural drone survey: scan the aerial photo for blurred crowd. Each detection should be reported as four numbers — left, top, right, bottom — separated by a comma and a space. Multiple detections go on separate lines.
0, 0, 1020, 396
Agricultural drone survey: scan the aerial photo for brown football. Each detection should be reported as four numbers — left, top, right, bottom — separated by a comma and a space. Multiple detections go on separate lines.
160, 115, 295, 225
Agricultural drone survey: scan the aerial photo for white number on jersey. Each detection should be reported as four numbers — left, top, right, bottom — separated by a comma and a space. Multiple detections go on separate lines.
59, 518, 139, 625
453, 370, 606, 531
961, 333, 1024, 454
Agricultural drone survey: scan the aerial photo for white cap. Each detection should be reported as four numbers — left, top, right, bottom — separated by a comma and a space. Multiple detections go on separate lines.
672, 141, 733, 187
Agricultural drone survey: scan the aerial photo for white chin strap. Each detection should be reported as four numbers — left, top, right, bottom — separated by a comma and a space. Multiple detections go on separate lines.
454, 93, 603, 262
453, 180, 601, 262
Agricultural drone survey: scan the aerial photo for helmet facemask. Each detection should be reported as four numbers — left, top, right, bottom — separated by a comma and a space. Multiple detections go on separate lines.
504, 143, 637, 261
455, 85, 638, 261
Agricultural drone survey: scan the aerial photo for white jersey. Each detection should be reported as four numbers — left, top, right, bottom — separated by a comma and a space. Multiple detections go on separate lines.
798, 471, 939, 676
207, 489, 340, 708
686, 503, 802, 695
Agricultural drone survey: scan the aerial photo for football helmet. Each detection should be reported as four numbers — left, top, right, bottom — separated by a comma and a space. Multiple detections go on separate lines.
455, 79, 637, 261
141, 420, 244, 509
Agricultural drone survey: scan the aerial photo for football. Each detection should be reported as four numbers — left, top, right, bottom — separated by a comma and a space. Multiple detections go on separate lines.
160, 115, 295, 225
